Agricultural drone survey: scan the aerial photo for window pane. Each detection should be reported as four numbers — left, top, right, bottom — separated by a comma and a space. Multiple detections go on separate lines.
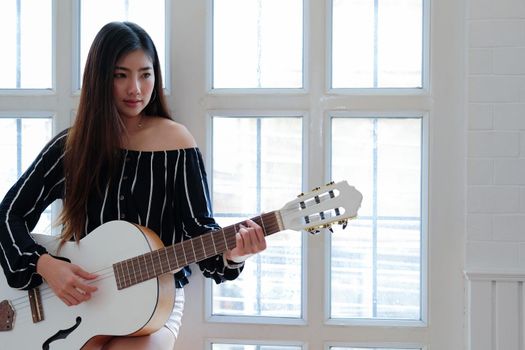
331, 348, 421, 350
211, 116, 303, 318
331, 117, 422, 320
213, 344, 302, 350
0, 117, 53, 234
0, 0, 52, 89
331, 0, 423, 88
80, 0, 166, 87
213, 0, 303, 89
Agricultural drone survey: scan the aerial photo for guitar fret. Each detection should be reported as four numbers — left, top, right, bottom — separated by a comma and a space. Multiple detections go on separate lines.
190, 239, 197, 262
119, 262, 125, 289
174, 245, 184, 268
125, 260, 132, 287
210, 232, 217, 255
152, 251, 157, 276
202, 233, 215, 257
133, 258, 140, 283
181, 241, 188, 265
143, 254, 149, 280
259, 214, 266, 236
200, 235, 206, 258
119, 262, 126, 288
221, 228, 228, 251
156, 250, 164, 275
227, 226, 237, 250
131, 258, 138, 285
165, 248, 172, 272
149, 251, 156, 277
137, 257, 145, 281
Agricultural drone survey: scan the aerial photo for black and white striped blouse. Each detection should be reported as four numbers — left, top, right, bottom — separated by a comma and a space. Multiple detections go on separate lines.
0, 129, 243, 290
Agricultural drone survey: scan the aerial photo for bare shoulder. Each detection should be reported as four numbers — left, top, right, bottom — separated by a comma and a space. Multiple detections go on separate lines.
148, 117, 197, 150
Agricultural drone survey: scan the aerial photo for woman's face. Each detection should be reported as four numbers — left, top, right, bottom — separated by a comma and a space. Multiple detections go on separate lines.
113, 49, 155, 120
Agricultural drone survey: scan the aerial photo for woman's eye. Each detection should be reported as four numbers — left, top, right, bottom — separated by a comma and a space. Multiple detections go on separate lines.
143, 72, 152, 79
114, 73, 126, 78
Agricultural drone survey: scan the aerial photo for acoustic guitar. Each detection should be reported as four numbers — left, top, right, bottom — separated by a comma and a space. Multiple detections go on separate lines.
0, 181, 362, 349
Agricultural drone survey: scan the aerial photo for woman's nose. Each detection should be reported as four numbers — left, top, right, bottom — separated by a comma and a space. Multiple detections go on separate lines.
127, 79, 141, 96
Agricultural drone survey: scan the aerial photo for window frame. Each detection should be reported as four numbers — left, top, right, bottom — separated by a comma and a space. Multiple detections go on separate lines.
326, 0, 431, 95
204, 109, 310, 326
207, 338, 306, 350
0, 0, 56, 94
206, 0, 310, 94
325, 342, 428, 350
72, 0, 172, 93
324, 110, 429, 328
0, 111, 58, 235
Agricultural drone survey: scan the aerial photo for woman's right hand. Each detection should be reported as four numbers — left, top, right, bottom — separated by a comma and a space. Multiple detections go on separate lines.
36, 253, 98, 306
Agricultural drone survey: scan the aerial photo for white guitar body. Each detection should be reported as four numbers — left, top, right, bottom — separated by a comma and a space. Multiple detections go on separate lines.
0, 221, 175, 350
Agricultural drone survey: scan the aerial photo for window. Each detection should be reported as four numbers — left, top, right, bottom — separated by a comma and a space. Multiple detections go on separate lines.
205, 0, 429, 345
79, 0, 166, 87
330, 347, 422, 350
330, 116, 424, 322
211, 115, 303, 319
212, 0, 303, 89
0, 0, 52, 89
0, 116, 53, 233
330, 0, 424, 89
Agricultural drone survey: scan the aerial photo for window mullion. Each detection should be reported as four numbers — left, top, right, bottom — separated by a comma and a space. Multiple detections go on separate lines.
16, 118, 22, 177
372, 118, 379, 318
16, 0, 22, 88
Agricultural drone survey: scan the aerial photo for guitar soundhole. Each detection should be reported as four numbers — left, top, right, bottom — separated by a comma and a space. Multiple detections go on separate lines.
42, 316, 82, 350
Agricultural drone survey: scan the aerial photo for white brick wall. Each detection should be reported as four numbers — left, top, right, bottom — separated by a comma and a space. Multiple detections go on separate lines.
467, 0, 525, 270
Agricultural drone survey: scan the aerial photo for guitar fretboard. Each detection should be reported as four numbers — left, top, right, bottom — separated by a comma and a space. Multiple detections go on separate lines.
113, 211, 282, 290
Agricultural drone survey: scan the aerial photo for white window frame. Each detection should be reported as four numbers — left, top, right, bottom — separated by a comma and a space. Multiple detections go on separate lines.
326, 0, 431, 95
204, 109, 309, 326
206, 0, 310, 94
324, 110, 429, 328
207, 338, 305, 350
325, 342, 428, 350
71, 0, 172, 93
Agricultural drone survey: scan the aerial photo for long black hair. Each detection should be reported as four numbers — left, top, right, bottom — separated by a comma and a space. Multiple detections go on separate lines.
59, 22, 170, 242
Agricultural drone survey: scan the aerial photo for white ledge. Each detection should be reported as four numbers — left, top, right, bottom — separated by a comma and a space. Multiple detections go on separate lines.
464, 269, 525, 282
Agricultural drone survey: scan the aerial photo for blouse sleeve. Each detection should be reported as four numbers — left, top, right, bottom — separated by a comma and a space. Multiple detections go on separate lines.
177, 148, 244, 284
0, 131, 67, 290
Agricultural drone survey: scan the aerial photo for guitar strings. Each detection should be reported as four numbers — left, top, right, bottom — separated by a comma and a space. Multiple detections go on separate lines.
8, 266, 115, 309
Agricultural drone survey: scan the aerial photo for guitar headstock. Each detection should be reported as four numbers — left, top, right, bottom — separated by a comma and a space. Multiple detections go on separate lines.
278, 181, 363, 234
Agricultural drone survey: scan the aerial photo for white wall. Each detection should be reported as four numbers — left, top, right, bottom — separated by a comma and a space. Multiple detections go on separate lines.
466, 0, 525, 271
466, 0, 525, 348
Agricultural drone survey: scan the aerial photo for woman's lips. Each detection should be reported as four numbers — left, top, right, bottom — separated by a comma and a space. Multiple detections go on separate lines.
123, 99, 142, 108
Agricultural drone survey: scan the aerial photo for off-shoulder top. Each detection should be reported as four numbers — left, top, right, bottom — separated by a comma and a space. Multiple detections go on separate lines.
0, 129, 243, 290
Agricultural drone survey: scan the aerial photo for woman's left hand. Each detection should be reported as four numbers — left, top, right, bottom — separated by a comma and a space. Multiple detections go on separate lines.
224, 219, 267, 263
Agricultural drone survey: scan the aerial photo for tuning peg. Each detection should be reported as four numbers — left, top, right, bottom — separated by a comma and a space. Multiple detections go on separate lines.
311, 186, 320, 192
297, 192, 305, 198
338, 219, 348, 229
306, 228, 321, 235
326, 181, 335, 186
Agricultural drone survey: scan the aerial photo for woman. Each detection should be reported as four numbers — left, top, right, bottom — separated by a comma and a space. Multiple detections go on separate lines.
0, 22, 266, 349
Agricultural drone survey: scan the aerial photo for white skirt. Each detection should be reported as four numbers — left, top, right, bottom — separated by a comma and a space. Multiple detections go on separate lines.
164, 288, 185, 338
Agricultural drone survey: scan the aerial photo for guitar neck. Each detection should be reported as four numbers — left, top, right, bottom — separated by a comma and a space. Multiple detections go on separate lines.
113, 211, 283, 290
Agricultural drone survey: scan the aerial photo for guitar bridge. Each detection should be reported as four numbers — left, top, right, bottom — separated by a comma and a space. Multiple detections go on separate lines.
0, 300, 15, 331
